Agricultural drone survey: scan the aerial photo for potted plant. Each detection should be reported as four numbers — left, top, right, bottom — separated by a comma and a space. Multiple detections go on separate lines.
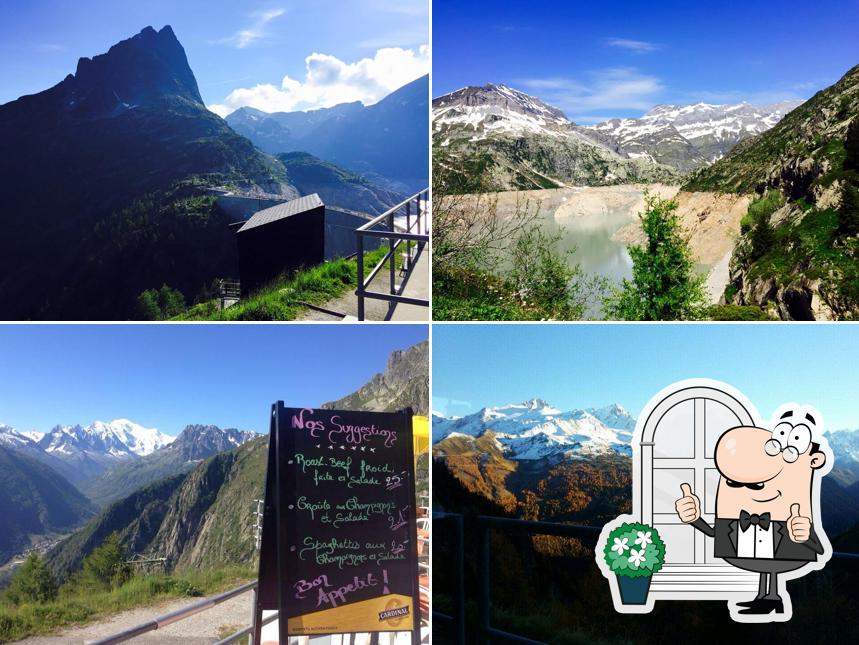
602, 522, 665, 605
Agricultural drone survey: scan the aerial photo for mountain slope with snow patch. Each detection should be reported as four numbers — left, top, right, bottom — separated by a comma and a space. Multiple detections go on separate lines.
433, 398, 635, 460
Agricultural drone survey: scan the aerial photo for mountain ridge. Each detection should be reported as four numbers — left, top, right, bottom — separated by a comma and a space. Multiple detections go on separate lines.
433, 83, 679, 191
227, 74, 430, 193
0, 25, 295, 319
589, 100, 802, 171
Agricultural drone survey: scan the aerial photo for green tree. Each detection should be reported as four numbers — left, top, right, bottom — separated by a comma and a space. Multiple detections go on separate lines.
750, 211, 776, 259
157, 284, 186, 318
845, 117, 859, 172
4, 553, 57, 604
604, 193, 707, 320
135, 289, 161, 320
80, 532, 131, 590
838, 182, 859, 237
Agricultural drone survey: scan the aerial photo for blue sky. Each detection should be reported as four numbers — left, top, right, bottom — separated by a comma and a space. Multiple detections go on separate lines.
432, 324, 859, 431
0, 324, 427, 437
434, 0, 859, 123
0, 0, 429, 114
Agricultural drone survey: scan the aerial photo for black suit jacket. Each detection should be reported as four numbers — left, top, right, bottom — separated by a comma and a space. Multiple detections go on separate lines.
691, 517, 823, 561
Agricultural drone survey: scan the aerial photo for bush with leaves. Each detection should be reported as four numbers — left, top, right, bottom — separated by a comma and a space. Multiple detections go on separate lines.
508, 226, 599, 320
135, 284, 187, 320
433, 154, 602, 319
604, 193, 707, 320
3, 554, 57, 605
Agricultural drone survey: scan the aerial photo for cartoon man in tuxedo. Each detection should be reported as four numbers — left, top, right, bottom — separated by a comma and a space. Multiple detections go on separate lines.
675, 404, 829, 619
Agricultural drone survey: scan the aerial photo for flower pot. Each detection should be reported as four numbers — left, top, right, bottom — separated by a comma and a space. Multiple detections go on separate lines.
616, 574, 652, 604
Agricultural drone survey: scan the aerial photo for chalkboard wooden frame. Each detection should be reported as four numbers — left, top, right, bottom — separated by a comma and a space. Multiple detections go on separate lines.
253, 401, 421, 644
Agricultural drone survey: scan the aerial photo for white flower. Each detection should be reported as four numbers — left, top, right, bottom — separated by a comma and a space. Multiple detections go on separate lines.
628, 549, 647, 567
611, 537, 629, 555
634, 530, 652, 547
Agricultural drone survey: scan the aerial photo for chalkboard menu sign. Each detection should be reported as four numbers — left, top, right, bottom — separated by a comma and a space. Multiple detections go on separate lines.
254, 402, 420, 643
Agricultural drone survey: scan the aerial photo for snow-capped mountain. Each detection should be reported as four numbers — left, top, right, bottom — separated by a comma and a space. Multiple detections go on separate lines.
433, 84, 575, 140
433, 398, 635, 460
0, 423, 35, 448
432, 84, 678, 190
825, 429, 859, 486
169, 424, 257, 461
588, 100, 802, 170
37, 419, 174, 458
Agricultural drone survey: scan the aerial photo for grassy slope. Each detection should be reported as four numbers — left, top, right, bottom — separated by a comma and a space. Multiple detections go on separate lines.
0, 566, 254, 642
175, 246, 388, 320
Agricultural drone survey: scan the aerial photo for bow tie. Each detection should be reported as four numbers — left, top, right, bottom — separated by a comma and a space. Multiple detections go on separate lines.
739, 510, 771, 531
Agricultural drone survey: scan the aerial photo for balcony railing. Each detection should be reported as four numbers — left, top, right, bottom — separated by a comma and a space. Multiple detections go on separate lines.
433, 512, 859, 645
356, 189, 429, 321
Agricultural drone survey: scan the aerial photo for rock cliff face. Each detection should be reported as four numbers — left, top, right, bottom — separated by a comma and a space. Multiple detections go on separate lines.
682, 64, 859, 319
322, 340, 429, 415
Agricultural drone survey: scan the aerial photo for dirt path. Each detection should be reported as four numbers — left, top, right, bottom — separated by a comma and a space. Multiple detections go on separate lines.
13, 592, 253, 645
706, 250, 732, 304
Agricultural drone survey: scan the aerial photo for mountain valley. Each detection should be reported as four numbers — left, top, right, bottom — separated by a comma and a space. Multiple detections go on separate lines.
39, 340, 429, 582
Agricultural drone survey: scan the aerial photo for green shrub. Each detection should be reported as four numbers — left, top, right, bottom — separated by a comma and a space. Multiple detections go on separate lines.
604, 193, 707, 320
4, 554, 57, 605
708, 304, 771, 321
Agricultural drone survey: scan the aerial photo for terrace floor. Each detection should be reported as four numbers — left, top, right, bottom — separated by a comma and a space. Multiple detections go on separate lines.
297, 247, 429, 322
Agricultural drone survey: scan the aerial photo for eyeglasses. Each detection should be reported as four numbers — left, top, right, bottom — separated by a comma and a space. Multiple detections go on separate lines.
765, 438, 800, 462
766, 422, 812, 463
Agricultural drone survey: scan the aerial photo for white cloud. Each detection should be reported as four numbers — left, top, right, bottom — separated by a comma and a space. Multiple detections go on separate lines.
517, 68, 664, 114
208, 45, 429, 116
606, 38, 662, 54
216, 8, 285, 49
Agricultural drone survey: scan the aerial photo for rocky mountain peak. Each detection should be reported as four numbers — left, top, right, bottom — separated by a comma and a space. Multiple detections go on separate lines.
171, 424, 258, 461
322, 340, 428, 415
63, 24, 202, 116
433, 83, 572, 129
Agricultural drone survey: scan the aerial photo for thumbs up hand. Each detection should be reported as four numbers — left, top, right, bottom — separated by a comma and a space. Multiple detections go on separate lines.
788, 503, 812, 543
675, 482, 701, 523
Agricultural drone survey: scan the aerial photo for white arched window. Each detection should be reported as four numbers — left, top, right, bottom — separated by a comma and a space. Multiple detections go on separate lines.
639, 385, 760, 598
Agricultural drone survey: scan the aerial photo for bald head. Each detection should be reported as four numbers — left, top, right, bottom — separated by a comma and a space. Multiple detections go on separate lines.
714, 425, 825, 521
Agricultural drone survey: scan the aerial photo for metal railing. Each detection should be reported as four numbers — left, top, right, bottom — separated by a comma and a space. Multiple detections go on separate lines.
434, 512, 859, 645
219, 279, 241, 309
92, 573, 431, 644
90, 580, 259, 645
356, 189, 429, 320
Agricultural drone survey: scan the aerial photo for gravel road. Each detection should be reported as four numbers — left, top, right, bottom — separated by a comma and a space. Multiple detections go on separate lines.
12, 592, 253, 645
